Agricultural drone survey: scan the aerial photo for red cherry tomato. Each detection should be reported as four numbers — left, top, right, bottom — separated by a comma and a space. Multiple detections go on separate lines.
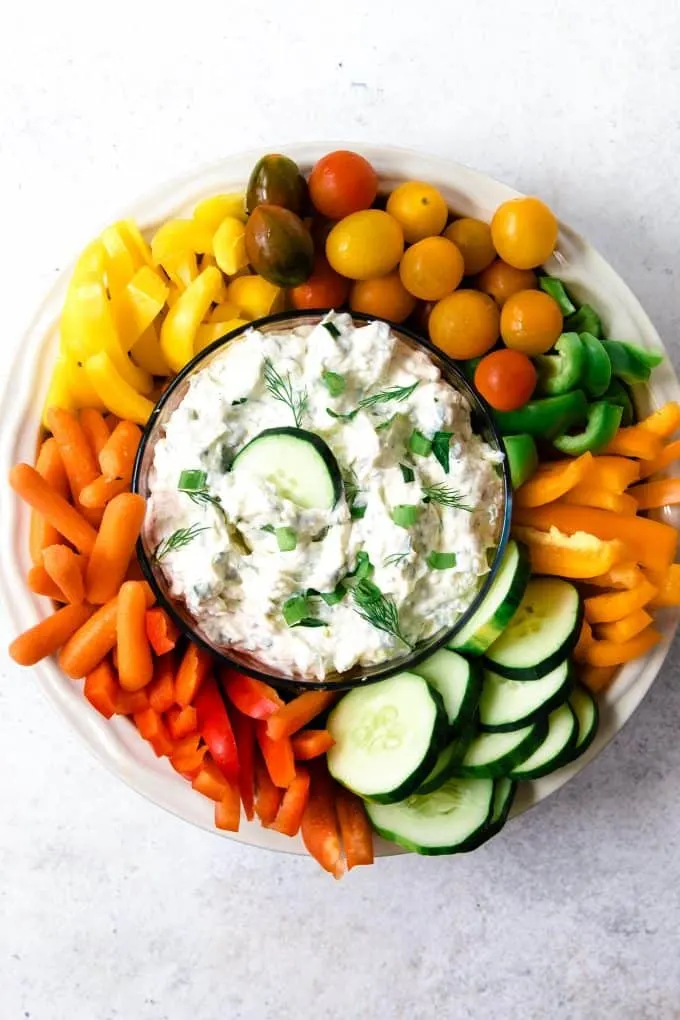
473, 348, 537, 411
289, 253, 350, 310
308, 150, 379, 220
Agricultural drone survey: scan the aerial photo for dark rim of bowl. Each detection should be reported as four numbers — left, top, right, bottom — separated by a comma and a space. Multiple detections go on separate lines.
131, 309, 512, 692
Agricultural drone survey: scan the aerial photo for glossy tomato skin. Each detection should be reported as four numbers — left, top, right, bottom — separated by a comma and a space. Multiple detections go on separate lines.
491, 197, 558, 270
350, 271, 416, 323
246, 154, 307, 215
444, 217, 496, 276
477, 259, 537, 306
309, 151, 379, 220
474, 349, 537, 411
429, 289, 500, 360
399, 236, 464, 301
500, 289, 563, 355
245, 205, 314, 287
326, 210, 404, 280
289, 254, 350, 310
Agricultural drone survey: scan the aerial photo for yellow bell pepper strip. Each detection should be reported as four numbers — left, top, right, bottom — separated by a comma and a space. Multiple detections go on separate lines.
227, 275, 283, 320
573, 619, 594, 662
512, 504, 678, 570
116, 220, 153, 267
638, 438, 680, 479
637, 401, 680, 439
630, 477, 680, 510
41, 357, 77, 428
557, 484, 637, 515
85, 351, 155, 425
514, 452, 593, 508
160, 266, 223, 373
644, 564, 680, 607
163, 251, 198, 289
197, 256, 228, 302
511, 524, 627, 579
603, 424, 664, 460
208, 300, 242, 323
62, 358, 107, 411
130, 324, 172, 377
151, 219, 214, 265
581, 455, 640, 492
588, 562, 644, 590
213, 217, 248, 276
100, 223, 146, 296
71, 239, 108, 286
112, 266, 169, 350
584, 626, 661, 667
196, 319, 249, 353
584, 577, 658, 624
580, 664, 618, 693
596, 608, 654, 644
193, 193, 247, 230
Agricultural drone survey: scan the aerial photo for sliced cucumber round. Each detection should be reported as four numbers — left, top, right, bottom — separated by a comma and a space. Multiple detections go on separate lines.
411, 648, 481, 734
509, 703, 578, 780
455, 777, 518, 852
366, 776, 495, 855
231, 427, 342, 509
483, 578, 583, 681
452, 718, 548, 779
478, 660, 573, 732
565, 683, 599, 762
448, 540, 530, 656
327, 672, 447, 804
416, 726, 474, 795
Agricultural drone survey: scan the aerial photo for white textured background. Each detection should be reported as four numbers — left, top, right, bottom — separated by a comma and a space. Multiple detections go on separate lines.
1, 2, 680, 1018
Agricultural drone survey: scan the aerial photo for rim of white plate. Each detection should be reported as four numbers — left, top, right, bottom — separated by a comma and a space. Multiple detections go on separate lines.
1, 142, 678, 860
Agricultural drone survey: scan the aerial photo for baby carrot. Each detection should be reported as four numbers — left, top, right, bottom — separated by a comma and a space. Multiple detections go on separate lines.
47, 407, 100, 504
42, 545, 86, 605
27, 564, 67, 602
98, 421, 142, 481
84, 660, 119, 719
59, 583, 154, 679
85, 493, 146, 604
10, 602, 93, 666
79, 408, 111, 459
10, 463, 98, 555
29, 437, 69, 564
79, 475, 129, 509
117, 581, 154, 692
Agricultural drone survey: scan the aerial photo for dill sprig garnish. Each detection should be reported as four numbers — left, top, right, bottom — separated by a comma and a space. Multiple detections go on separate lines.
263, 357, 308, 428
383, 550, 410, 568
350, 578, 412, 648
152, 523, 209, 562
421, 483, 473, 512
358, 381, 419, 408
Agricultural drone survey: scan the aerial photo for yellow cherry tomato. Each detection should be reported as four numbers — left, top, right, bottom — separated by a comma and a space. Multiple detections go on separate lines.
386, 181, 448, 243
491, 197, 559, 270
326, 210, 404, 280
399, 236, 464, 302
350, 271, 416, 323
429, 290, 500, 360
476, 259, 537, 306
444, 218, 496, 276
500, 289, 563, 355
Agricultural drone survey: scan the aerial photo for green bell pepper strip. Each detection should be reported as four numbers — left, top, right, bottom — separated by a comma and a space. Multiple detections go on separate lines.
553, 401, 623, 455
538, 276, 576, 316
580, 332, 612, 397
503, 435, 539, 489
600, 340, 663, 384
493, 390, 588, 439
603, 378, 635, 426
565, 303, 602, 338
535, 332, 585, 395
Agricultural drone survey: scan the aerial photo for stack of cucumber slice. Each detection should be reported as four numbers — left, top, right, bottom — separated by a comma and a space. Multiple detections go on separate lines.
327, 540, 600, 855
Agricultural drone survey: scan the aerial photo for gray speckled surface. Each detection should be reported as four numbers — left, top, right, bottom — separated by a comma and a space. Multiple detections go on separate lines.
2, 1, 680, 1017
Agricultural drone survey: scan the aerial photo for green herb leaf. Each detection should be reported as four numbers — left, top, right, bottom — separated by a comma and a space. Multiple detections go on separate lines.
358, 381, 419, 408
153, 523, 209, 562
322, 370, 346, 397
263, 357, 308, 428
431, 431, 453, 473
391, 504, 420, 528
231, 397, 248, 406
421, 484, 473, 511
282, 594, 311, 627
275, 527, 297, 551
322, 321, 341, 338
261, 524, 276, 534
178, 469, 207, 491
408, 429, 432, 456
350, 504, 367, 520
375, 413, 398, 433
350, 578, 411, 648
327, 407, 359, 422
383, 550, 409, 568
427, 551, 457, 569
399, 463, 415, 483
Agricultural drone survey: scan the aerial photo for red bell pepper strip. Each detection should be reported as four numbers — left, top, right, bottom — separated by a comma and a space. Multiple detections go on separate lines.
194, 676, 239, 783
231, 709, 256, 821
266, 691, 338, 741
133, 707, 174, 757
253, 749, 283, 825
257, 723, 296, 788
148, 652, 176, 713
335, 786, 374, 870
145, 607, 180, 656
166, 704, 198, 740
221, 668, 284, 719
301, 763, 346, 879
192, 759, 230, 802
169, 733, 207, 778
214, 781, 241, 832
271, 767, 311, 837
291, 729, 335, 760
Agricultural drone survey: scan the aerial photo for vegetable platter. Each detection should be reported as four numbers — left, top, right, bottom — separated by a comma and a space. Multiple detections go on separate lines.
3, 143, 679, 873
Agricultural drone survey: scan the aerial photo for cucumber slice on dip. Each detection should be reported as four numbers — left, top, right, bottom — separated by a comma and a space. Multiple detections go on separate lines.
231, 427, 342, 510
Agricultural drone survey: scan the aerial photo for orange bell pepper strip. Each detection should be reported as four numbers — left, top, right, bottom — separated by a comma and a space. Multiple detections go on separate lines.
166, 705, 198, 740
134, 707, 174, 757
231, 709, 256, 821
573, 620, 594, 662
511, 525, 627, 579
115, 688, 150, 715
83, 660, 119, 719
221, 668, 284, 719
301, 764, 346, 879
514, 452, 593, 508
335, 787, 374, 870
596, 608, 653, 643
585, 578, 657, 624
644, 564, 680, 607
557, 485, 637, 515
630, 477, 680, 510
584, 626, 661, 667
637, 402, 680, 439
292, 729, 336, 760
257, 723, 296, 789
145, 607, 180, 656
175, 642, 213, 707
512, 504, 678, 571
169, 734, 207, 778
587, 561, 644, 590
214, 782, 241, 832
604, 426, 663, 460
253, 749, 283, 825
270, 767, 311, 837
195, 676, 239, 783
266, 691, 339, 741
638, 438, 680, 479
192, 758, 230, 801
580, 664, 618, 693
147, 653, 176, 713
581, 455, 640, 492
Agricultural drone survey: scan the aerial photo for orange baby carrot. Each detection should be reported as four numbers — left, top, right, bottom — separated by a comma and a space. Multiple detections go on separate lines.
10, 463, 98, 555
79, 474, 129, 509
10, 602, 93, 666
83, 660, 119, 719
47, 407, 100, 504
98, 421, 142, 480
29, 437, 69, 564
79, 408, 111, 459
117, 581, 154, 692
59, 583, 154, 679
26, 564, 67, 602
85, 493, 146, 604
42, 545, 86, 605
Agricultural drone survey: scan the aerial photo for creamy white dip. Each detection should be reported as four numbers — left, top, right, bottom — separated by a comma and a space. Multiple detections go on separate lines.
146, 313, 504, 679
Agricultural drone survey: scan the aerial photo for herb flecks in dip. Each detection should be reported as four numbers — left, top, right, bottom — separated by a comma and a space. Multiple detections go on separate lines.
146, 313, 504, 680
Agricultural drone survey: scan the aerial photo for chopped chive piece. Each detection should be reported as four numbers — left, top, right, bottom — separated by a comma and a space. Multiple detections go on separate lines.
431, 431, 453, 473
261, 524, 276, 534
178, 469, 207, 491
322, 371, 346, 396
320, 586, 345, 607
322, 321, 341, 338
275, 527, 297, 551
231, 397, 248, 406
427, 551, 458, 569
399, 463, 415, 483
327, 407, 359, 421
354, 551, 374, 579
539, 276, 577, 316
295, 618, 326, 628
391, 504, 420, 528
350, 504, 367, 520
283, 594, 311, 626
375, 413, 397, 432
408, 429, 432, 456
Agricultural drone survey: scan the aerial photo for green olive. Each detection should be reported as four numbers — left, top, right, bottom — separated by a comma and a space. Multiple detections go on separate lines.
246, 154, 308, 215
245, 205, 314, 287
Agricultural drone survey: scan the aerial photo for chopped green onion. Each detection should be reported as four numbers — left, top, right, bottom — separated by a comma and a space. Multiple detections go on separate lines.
231, 397, 248, 406
322, 321, 341, 338
261, 524, 275, 534
375, 414, 397, 432
320, 586, 345, 607
427, 551, 458, 570
275, 527, 297, 552
322, 371, 346, 396
350, 504, 367, 520
391, 504, 420, 528
282, 594, 311, 626
399, 463, 415, 483
354, 551, 374, 579
178, 469, 207, 491
539, 276, 576, 316
295, 618, 326, 628
432, 431, 453, 473
408, 429, 432, 456
327, 407, 359, 422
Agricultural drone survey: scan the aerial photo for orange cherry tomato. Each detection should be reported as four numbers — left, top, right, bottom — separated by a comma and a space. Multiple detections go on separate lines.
474, 349, 537, 411
350, 271, 416, 323
308, 151, 378, 220
289, 254, 350, 310
477, 259, 537, 306
429, 290, 500, 360
491, 197, 559, 270
386, 181, 449, 243
444, 218, 496, 276
500, 289, 563, 355
399, 236, 464, 301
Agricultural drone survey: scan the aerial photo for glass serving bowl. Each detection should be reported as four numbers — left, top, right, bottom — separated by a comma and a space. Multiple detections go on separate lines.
132, 310, 511, 691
